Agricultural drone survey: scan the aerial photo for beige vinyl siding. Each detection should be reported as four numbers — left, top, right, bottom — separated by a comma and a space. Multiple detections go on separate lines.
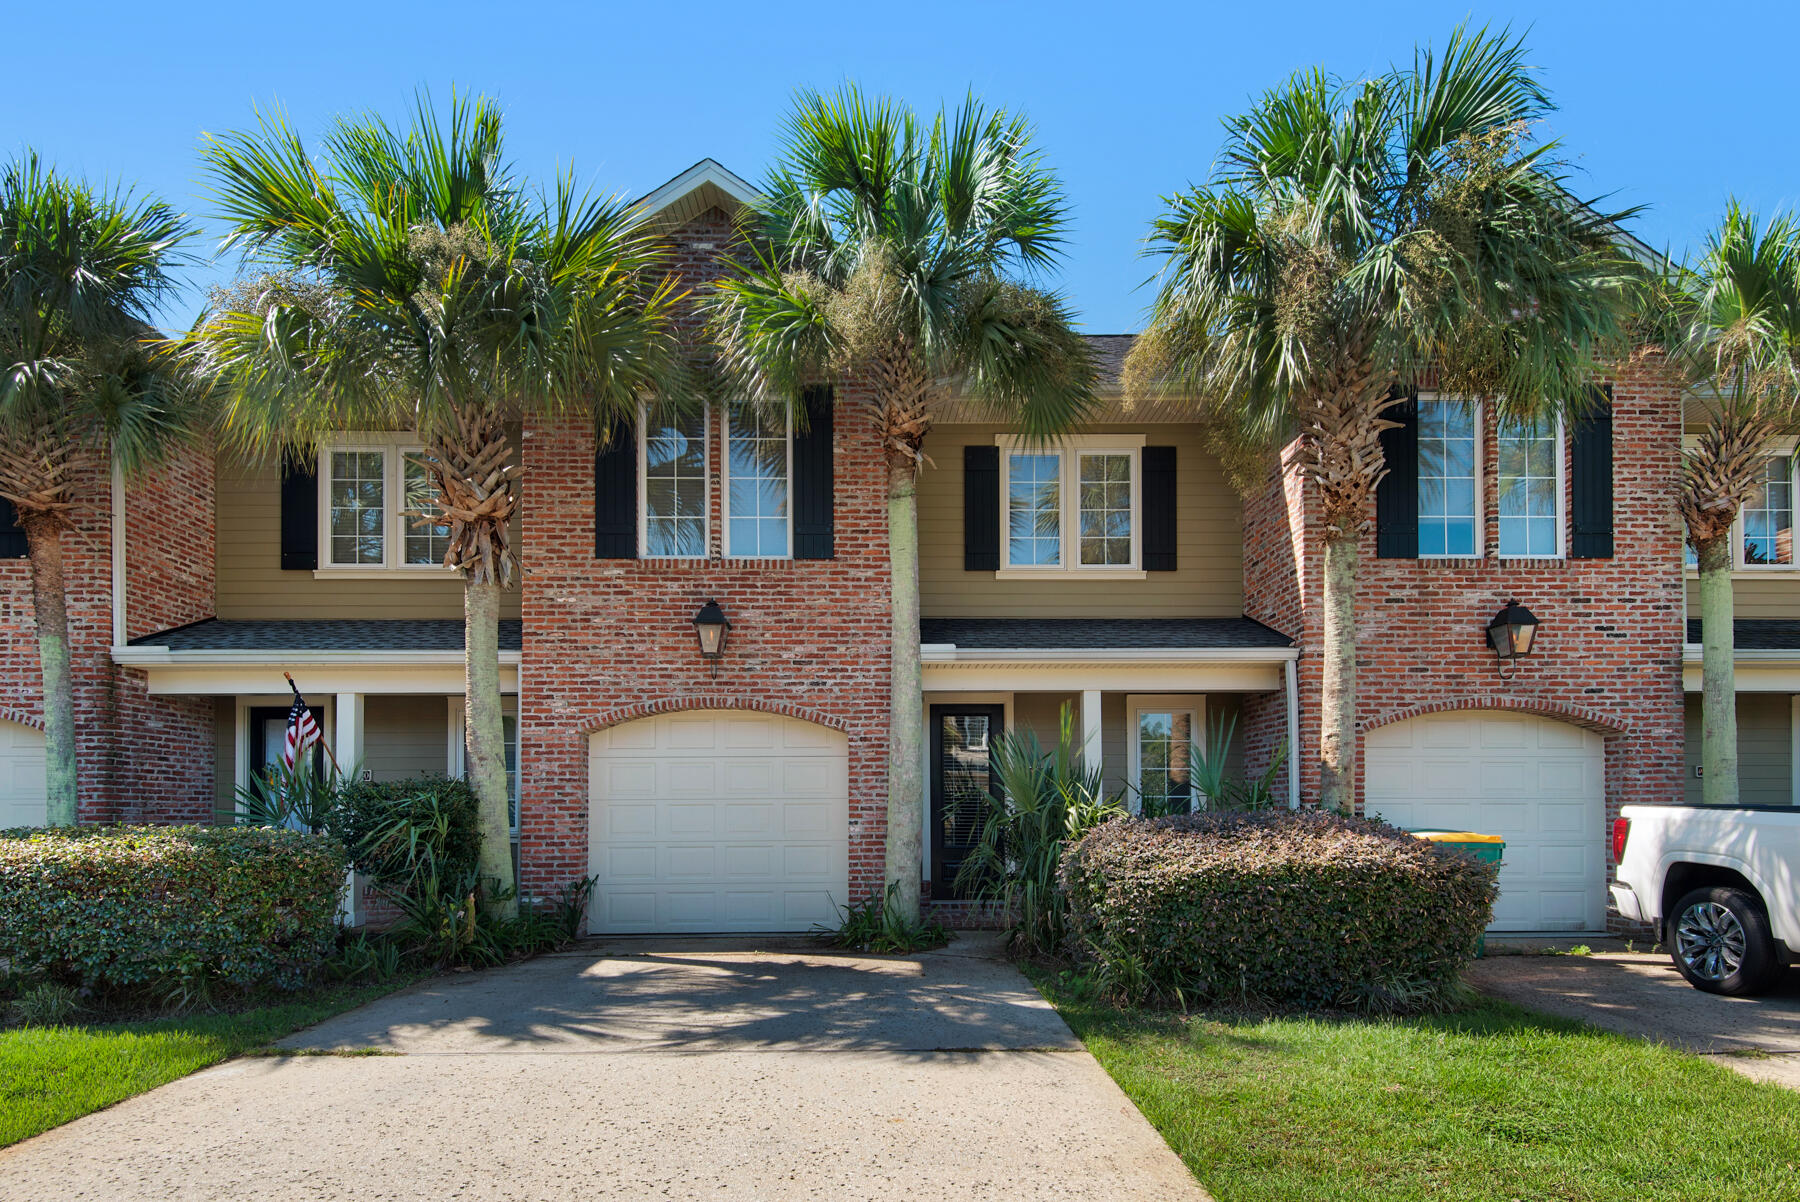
1687, 576, 1800, 620
215, 456, 522, 621
1008, 690, 1242, 804
363, 696, 450, 782
918, 424, 1243, 618
1013, 692, 1076, 747
1683, 693, 1793, 805
213, 698, 236, 822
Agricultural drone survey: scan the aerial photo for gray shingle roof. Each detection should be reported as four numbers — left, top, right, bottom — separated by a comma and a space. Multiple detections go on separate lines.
1686, 618, 1800, 650
129, 619, 523, 653
919, 617, 1292, 651
1084, 334, 1135, 388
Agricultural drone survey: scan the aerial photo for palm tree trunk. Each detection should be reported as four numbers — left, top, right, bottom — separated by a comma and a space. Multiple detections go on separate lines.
22, 517, 76, 825
465, 571, 516, 917
1697, 537, 1739, 805
1318, 531, 1358, 814
885, 459, 924, 916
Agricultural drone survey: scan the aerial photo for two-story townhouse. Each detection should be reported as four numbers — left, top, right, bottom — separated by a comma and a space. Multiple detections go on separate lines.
1679, 408, 1800, 806
0, 158, 1696, 939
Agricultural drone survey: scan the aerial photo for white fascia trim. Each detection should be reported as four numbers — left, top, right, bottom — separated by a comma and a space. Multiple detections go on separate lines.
111, 647, 522, 668
919, 644, 1298, 665
1680, 645, 1800, 664
632, 159, 762, 219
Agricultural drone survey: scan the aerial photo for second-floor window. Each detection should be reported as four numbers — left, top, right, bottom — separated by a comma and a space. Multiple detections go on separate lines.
1418, 400, 1477, 556
322, 438, 451, 570
642, 407, 709, 558
726, 402, 791, 558
1743, 454, 1794, 567
1496, 418, 1563, 558
999, 436, 1143, 572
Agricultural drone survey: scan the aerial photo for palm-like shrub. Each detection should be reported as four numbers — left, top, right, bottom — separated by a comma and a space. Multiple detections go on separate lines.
707, 87, 1097, 912
1659, 206, 1800, 803
1126, 27, 1640, 811
0, 155, 195, 823
192, 93, 685, 910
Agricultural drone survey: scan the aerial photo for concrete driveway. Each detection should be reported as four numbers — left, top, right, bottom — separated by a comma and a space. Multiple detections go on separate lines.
0, 934, 1208, 1201
1468, 953, 1800, 1089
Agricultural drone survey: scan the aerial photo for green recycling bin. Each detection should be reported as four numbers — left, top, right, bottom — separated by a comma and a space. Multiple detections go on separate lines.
1409, 830, 1505, 957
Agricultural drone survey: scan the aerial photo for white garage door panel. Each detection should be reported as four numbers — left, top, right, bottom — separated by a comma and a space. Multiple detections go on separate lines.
589, 711, 849, 934
0, 720, 47, 829
1367, 711, 1605, 934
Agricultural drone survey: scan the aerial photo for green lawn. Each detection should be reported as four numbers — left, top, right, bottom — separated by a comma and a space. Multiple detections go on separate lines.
0, 976, 416, 1149
1032, 970, 1800, 1202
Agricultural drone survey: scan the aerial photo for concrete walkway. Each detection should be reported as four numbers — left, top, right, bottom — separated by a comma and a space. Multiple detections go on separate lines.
0, 934, 1208, 1201
1468, 954, 1800, 1089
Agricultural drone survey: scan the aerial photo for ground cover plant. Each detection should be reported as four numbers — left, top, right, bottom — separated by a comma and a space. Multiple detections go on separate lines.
1034, 968, 1800, 1202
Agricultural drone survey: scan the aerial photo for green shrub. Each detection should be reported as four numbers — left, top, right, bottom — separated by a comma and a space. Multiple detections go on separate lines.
10, 981, 81, 1025
0, 825, 348, 996
819, 882, 950, 953
328, 776, 481, 896
1060, 810, 1498, 1010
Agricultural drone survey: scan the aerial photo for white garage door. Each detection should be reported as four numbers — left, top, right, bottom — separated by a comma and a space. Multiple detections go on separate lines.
0, 718, 47, 829
588, 710, 849, 934
1366, 710, 1605, 933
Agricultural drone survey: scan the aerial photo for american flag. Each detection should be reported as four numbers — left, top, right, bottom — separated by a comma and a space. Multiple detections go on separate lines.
283, 685, 320, 770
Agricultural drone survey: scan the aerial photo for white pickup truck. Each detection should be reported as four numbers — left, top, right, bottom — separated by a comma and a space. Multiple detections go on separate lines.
1611, 804, 1798, 995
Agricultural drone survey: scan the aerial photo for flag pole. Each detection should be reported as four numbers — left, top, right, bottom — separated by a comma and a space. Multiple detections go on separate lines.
285, 671, 344, 778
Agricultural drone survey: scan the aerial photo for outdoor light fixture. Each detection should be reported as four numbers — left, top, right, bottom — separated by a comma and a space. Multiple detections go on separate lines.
1486, 599, 1540, 663
693, 599, 730, 675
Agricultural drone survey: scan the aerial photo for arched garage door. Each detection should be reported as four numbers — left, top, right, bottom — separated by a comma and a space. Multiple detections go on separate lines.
588, 710, 849, 934
0, 718, 47, 829
1366, 710, 1605, 933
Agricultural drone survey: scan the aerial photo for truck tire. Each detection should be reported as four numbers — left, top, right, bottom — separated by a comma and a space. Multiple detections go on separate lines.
1668, 886, 1782, 996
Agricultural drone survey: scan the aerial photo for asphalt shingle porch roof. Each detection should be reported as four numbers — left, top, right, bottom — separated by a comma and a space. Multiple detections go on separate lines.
129, 619, 524, 653
1686, 618, 1800, 651
919, 616, 1292, 651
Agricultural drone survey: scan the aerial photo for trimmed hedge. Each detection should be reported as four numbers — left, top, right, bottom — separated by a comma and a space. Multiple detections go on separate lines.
0, 825, 348, 994
1061, 810, 1498, 1010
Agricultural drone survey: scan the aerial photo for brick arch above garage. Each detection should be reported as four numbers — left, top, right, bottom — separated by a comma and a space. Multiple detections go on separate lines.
587, 695, 851, 736
1361, 696, 1628, 740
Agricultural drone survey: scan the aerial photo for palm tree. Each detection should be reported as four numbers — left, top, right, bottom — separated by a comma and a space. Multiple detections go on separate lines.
1126, 26, 1640, 813
193, 92, 685, 912
0, 154, 194, 825
1662, 205, 1800, 805
707, 87, 1096, 915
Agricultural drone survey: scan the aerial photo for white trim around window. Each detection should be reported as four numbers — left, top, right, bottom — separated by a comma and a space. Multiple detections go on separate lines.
315, 435, 456, 575
995, 434, 1147, 578
1494, 414, 1567, 561
1125, 694, 1206, 814
638, 401, 711, 559
1682, 434, 1800, 574
723, 401, 793, 559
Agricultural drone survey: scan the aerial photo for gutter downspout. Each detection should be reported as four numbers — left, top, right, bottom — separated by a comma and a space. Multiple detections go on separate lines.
1284, 657, 1301, 810
110, 459, 126, 647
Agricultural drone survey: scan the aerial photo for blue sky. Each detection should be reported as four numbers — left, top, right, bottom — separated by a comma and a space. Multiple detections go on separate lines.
6, 1, 1796, 333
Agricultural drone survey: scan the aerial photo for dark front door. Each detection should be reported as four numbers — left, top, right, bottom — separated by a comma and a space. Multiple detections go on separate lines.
930, 704, 1004, 900
248, 705, 326, 786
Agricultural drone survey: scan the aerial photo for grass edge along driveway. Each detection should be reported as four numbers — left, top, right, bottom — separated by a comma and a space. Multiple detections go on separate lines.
0, 975, 417, 1149
1030, 968, 1800, 1202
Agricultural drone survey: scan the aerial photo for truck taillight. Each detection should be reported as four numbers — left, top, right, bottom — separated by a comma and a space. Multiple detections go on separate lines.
1611, 817, 1630, 862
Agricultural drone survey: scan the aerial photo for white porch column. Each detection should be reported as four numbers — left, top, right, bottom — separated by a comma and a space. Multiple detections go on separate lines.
1081, 689, 1102, 774
334, 692, 364, 926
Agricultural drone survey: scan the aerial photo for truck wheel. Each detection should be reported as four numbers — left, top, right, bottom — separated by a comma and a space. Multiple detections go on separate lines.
1669, 886, 1781, 996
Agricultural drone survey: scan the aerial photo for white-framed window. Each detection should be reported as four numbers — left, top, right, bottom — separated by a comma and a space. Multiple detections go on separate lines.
997, 435, 1145, 574
320, 436, 453, 571
1496, 416, 1564, 558
1126, 695, 1204, 815
725, 401, 791, 558
640, 403, 709, 558
1682, 437, 1800, 571
1417, 399, 1479, 557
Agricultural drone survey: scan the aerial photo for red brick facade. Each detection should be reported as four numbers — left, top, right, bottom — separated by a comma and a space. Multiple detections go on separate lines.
514, 209, 894, 903
1239, 358, 1687, 894
0, 448, 216, 824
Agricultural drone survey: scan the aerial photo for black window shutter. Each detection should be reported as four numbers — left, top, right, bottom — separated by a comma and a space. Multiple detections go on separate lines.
792, 386, 835, 559
1374, 394, 1419, 558
279, 451, 318, 570
1142, 446, 1177, 571
594, 417, 638, 559
1570, 384, 1614, 559
964, 444, 1000, 571
0, 497, 25, 559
